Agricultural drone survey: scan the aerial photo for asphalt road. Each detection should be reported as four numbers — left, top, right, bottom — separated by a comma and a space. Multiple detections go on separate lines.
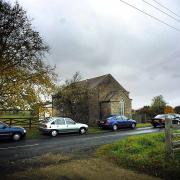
0, 127, 163, 164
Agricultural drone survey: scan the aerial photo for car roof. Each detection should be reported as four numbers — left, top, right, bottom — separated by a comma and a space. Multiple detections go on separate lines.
46, 116, 67, 118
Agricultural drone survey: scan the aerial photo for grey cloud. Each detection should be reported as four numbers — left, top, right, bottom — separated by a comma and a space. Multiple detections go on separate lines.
16, 0, 180, 109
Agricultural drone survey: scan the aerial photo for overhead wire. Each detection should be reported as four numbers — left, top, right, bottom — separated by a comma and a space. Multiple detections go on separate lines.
142, 0, 180, 22
152, 0, 180, 18
119, 0, 180, 32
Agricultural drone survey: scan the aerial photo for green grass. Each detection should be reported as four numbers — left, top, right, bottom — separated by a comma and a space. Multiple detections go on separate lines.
26, 128, 42, 139
25, 127, 106, 139
89, 123, 152, 133
136, 123, 152, 128
88, 127, 107, 133
0, 112, 32, 118
25, 125, 153, 139
96, 133, 180, 179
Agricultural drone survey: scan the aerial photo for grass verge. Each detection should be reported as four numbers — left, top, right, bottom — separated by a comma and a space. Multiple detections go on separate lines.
25, 124, 152, 139
26, 128, 42, 139
26, 127, 107, 139
88, 127, 108, 133
136, 123, 152, 128
96, 132, 180, 179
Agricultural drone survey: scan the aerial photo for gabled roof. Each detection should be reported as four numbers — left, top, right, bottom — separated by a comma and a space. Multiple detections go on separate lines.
80, 74, 128, 93
83, 74, 110, 88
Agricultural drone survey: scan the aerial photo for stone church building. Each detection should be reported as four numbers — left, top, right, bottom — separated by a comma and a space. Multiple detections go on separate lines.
79, 74, 132, 124
53, 74, 132, 125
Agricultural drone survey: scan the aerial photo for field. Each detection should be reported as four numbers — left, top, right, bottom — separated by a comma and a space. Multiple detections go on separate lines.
96, 132, 180, 179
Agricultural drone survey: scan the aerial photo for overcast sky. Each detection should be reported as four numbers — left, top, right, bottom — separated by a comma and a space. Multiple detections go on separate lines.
13, 0, 180, 109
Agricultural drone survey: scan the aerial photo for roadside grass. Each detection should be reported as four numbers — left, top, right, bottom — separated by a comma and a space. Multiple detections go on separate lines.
136, 123, 152, 128
89, 123, 152, 133
26, 128, 42, 139
26, 126, 108, 139
8, 155, 160, 180
25, 127, 105, 139
88, 126, 108, 133
96, 132, 180, 179
25, 124, 153, 139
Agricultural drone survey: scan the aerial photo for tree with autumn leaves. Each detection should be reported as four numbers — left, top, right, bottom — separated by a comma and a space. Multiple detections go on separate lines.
0, 0, 56, 110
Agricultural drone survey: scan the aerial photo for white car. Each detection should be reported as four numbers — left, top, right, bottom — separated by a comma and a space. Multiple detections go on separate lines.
39, 117, 88, 137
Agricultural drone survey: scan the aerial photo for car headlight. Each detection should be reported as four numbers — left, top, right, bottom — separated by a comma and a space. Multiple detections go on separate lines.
23, 129, 26, 133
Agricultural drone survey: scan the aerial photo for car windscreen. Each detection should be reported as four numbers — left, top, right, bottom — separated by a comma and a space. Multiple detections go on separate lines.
121, 115, 128, 120
175, 114, 180, 118
154, 115, 165, 119
107, 117, 114, 121
0, 122, 8, 128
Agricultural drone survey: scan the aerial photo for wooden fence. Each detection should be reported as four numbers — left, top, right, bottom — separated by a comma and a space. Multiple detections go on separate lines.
0, 117, 39, 128
0, 110, 39, 128
165, 118, 180, 159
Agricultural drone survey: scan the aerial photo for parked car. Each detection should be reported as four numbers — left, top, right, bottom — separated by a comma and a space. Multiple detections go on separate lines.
97, 115, 137, 131
39, 117, 88, 137
151, 114, 180, 128
0, 121, 26, 141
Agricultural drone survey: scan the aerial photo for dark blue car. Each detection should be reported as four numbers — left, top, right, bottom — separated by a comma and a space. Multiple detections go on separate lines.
0, 121, 26, 141
97, 115, 137, 131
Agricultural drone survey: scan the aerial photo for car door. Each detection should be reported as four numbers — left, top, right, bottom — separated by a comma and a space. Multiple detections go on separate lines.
0, 122, 10, 139
54, 118, 67, 133
116, 116, 128, 128
121, 115, 131, 127
65, 118, 78, 132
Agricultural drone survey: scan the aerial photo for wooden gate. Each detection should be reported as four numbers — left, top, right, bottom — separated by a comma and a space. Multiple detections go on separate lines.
0, 110, 39, 128
165, 118, 180, 159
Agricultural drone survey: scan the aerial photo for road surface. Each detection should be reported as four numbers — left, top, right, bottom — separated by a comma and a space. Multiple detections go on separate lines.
0, 127, 163, 163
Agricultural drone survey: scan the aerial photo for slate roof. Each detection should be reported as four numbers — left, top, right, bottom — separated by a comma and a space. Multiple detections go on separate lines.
80, 74, 128, 93
83, 74, 110, 88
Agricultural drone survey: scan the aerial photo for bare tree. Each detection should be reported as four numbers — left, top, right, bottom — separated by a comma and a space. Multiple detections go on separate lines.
54, 72, 91, 123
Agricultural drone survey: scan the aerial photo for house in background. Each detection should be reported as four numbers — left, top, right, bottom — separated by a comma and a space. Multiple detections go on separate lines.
39, 102, 53, 119
53, 74, 132, 125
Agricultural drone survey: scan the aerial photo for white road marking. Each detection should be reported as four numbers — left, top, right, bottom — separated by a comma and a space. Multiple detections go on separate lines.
0, 143, 39, 150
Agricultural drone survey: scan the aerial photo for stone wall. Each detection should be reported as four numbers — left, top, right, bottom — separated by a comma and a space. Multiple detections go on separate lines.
88, 89, 99, 125
100, 102, 111, 119
110, 90, 132, 117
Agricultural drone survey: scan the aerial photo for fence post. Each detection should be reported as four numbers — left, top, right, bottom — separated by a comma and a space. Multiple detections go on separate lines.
165, 117, 173, 159
9, 118, 12, 126
29, 118, 32, 129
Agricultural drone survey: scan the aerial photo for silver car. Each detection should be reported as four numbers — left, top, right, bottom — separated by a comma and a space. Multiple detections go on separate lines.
39, 117, 88, 137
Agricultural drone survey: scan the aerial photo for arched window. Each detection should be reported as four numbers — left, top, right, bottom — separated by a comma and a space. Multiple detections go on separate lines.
120, 99, 125, 115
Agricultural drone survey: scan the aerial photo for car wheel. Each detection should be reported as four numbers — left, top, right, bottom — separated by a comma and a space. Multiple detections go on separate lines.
79, 127, 87, 135
131, 123, 136, 129
12, 133, 21, 141
112, 124, 118, 131
153, 124, 157, 128
51, 130, 58, 137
